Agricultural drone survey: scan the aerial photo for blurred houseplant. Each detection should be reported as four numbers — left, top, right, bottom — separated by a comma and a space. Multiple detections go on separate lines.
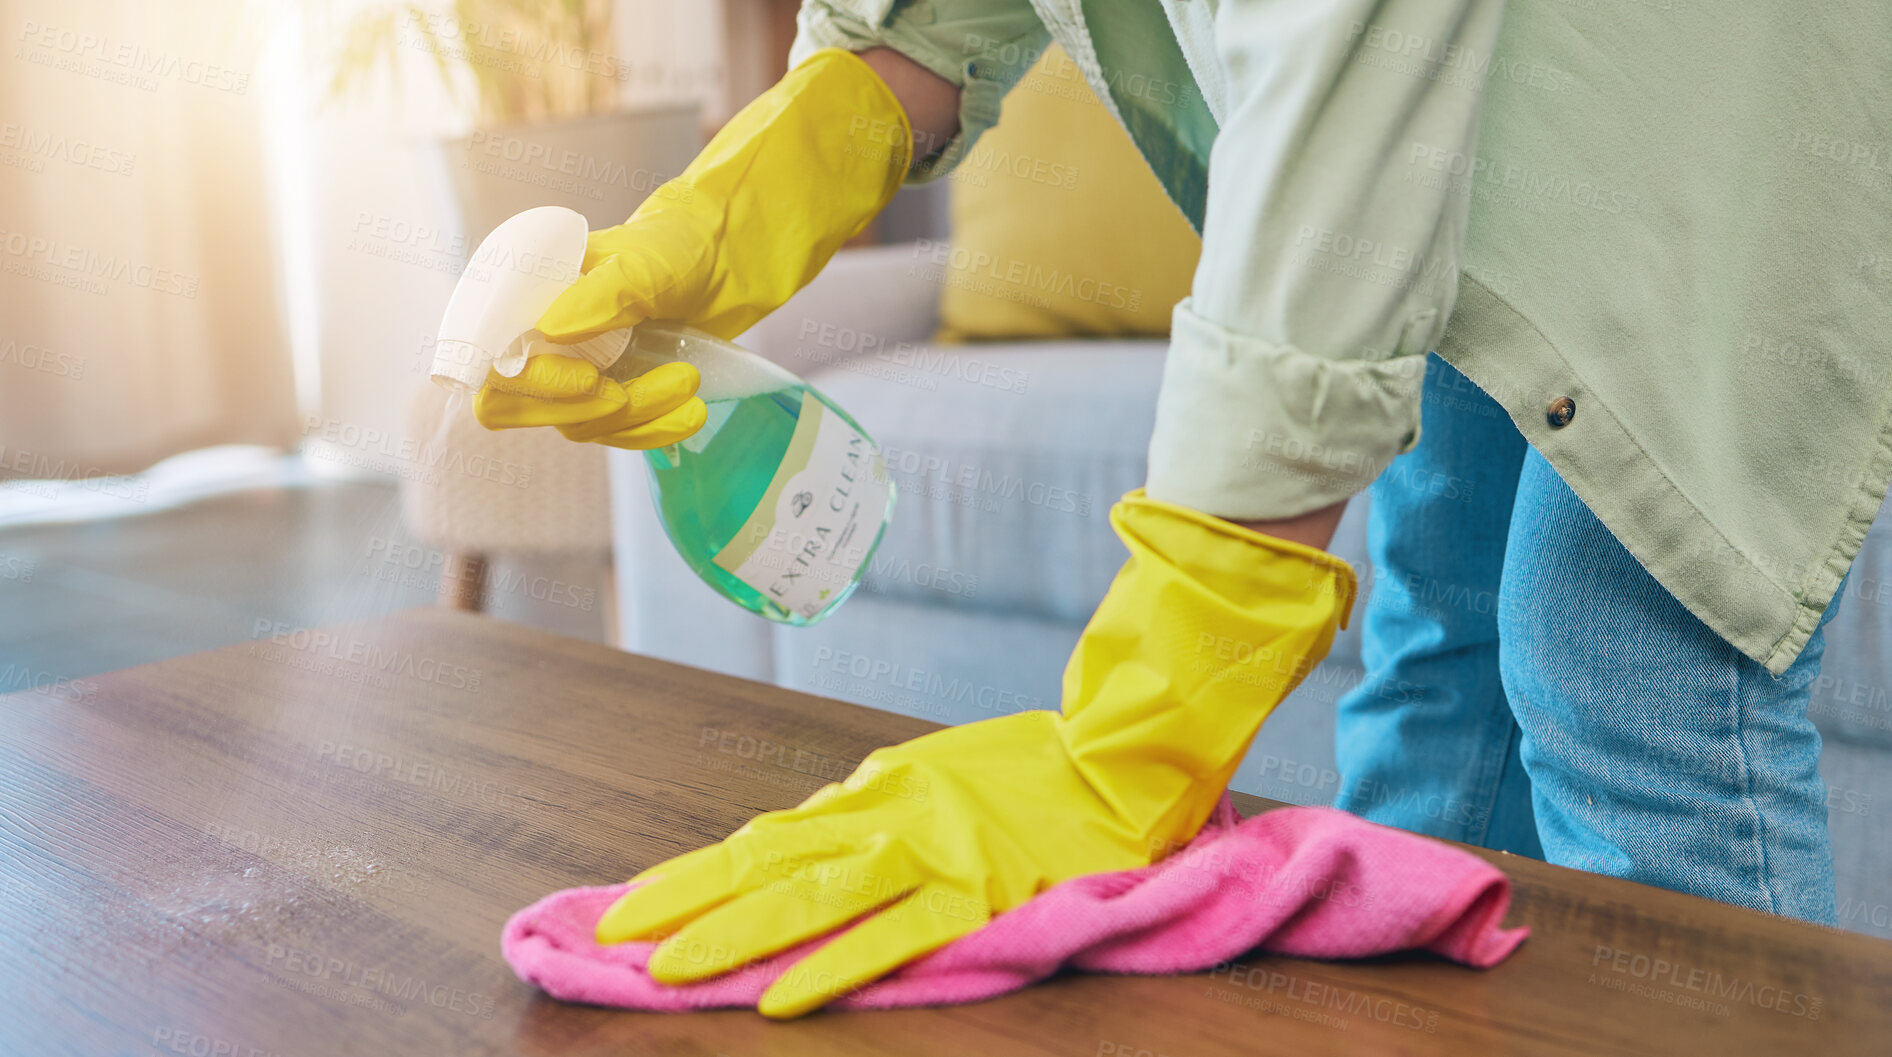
325, 0, 619, 126
313, 0, 700, 237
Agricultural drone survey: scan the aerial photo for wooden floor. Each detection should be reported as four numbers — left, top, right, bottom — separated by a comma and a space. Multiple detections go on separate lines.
0, 479, 611, 688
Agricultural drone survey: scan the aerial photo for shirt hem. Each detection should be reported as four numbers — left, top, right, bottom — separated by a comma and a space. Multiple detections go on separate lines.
1441, 274, 1866, 675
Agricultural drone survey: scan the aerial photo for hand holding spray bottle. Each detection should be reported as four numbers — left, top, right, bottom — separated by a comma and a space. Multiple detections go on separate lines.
431, 206, 895, 625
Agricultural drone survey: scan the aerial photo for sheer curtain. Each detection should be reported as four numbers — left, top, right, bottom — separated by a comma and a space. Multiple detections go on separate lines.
0, 0, 297, 480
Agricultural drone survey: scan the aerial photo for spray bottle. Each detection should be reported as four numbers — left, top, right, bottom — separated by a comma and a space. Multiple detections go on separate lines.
431, 206, 895, 625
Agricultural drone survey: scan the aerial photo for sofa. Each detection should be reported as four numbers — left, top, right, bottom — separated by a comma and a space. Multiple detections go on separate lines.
608, 217, 1892, 941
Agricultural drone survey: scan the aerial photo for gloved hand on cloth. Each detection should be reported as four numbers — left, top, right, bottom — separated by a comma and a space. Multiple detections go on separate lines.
469, 48, 913, 450
592, 489, 1357, 1018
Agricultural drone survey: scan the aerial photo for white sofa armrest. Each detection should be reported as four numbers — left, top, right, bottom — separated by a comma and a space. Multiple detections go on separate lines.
738, 242, 944, 371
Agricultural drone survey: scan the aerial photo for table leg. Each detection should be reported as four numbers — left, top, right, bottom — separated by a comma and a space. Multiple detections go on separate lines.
440, 551, 488, 611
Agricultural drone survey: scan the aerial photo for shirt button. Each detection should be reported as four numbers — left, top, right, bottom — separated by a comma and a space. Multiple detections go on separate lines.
1546, 396, 1576, 428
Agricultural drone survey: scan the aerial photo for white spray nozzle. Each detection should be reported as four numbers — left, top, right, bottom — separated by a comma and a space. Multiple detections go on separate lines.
430, 206, 627, 393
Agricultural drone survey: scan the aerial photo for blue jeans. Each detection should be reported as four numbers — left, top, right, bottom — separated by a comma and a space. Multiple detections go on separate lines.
1334, 354, 1840, 923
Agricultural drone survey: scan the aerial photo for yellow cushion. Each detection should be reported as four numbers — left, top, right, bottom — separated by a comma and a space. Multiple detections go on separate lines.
934, 45, 1202, 342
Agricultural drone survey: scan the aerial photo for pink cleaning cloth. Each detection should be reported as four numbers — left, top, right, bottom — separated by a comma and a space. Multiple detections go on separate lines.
501, 798, 1529, 1011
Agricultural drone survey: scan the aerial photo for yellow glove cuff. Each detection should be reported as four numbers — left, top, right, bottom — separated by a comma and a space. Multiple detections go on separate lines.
1112, 488, 1358, 630
535, 48, 915, 343
1059, 490, 1359, 841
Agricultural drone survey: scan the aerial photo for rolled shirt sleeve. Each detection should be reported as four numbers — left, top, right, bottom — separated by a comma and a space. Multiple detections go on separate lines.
1146, 0, 1508, 520
792, 0, 1050, 182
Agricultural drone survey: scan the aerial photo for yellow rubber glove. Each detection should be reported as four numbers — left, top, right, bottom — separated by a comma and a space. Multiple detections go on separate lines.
597, 490, 1357, 1018
473, 47, 908, 445
471, 353, 706, 450
538, 48, 911, 344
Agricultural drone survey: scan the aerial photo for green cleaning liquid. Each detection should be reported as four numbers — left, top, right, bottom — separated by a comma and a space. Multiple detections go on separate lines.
604, 322, 895, 625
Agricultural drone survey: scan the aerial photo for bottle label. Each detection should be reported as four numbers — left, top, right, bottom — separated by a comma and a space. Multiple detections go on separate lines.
712, 392, 891, 619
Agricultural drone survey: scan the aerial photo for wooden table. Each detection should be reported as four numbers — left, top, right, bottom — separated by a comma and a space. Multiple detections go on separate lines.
5, 608, 1888, 1056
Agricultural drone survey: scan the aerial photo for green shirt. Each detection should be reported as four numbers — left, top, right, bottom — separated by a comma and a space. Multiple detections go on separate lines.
794, 0, 1892, 674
